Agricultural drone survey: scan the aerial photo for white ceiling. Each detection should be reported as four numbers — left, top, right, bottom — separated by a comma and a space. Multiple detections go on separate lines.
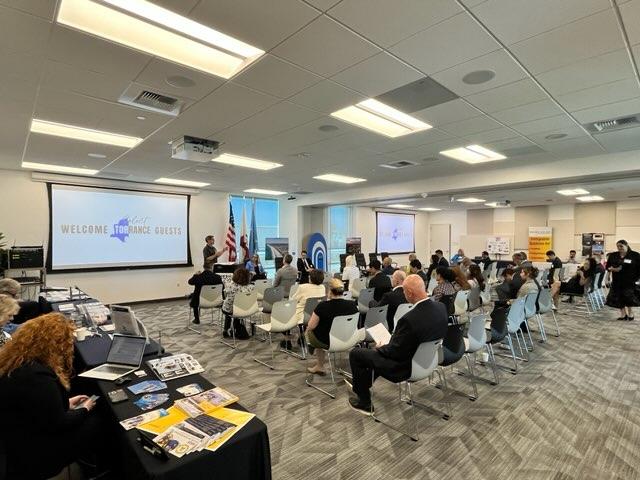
1, 0, 640, 201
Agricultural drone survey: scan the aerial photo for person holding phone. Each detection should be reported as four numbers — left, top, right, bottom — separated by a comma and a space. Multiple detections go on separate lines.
606, 240, 640, 320
0, 313, 104, 479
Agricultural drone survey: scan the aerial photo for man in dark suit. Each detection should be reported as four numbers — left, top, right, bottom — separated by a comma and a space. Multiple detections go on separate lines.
367, 259, 392, 302
297, 250, 314, 284
435, 249, 449, 267
348, 274, 448, 414
409, 259, 429, 283
188, 260, 223, 325
376, 270, 407, 332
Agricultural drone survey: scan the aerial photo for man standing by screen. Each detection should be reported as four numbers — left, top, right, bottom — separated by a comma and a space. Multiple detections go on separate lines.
203, 235, 227, 264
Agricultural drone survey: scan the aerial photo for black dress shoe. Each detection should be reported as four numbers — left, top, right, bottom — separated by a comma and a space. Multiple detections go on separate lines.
627, 316, 634, 321
191, 319, 200, 325
348, 396, 374, 415
617, 316, 628, 321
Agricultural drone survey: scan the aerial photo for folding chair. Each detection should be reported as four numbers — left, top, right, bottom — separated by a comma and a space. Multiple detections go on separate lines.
187, 285, 223, 334
254, 300, 297, 369
222, 291, 259, 349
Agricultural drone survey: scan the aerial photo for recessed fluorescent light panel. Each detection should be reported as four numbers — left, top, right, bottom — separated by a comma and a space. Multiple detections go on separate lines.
576, 195, 604, 202
387, 204, 413, 209
557, 188, 589, 196
313, 174, 367, 184
212, 153, 282, 171
31, 119, 142, 148
57, 0, 264, 78
21, 161, 98, 175
331, 99, 432, 138
244, 188, 286, 196
457, 197, 486, 203
155, 178, 210, 188
440, 145, 506, 164
484, 202, 509, 208
418, 207, 441, 211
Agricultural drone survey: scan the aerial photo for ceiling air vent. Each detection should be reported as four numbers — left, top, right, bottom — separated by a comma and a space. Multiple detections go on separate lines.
586, 114, 640, 133
379, 160, 419, 169
118, 83, 187, 116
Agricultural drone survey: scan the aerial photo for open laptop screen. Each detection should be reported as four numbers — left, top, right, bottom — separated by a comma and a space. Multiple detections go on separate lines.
107, 334, 146, 367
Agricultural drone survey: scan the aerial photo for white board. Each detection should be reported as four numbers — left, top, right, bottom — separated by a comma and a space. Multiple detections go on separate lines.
486, 236, 510, 255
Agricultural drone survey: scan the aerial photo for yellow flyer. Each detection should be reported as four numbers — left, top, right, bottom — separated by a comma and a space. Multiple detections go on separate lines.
205, 408, 255, 452
137, 406, 188, 435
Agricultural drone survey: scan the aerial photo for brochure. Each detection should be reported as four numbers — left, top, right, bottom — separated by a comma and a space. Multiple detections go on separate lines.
128, 380, 167, 395
176, 383, 204, 397
134, 393, 170, 411
147, 354, 204, 381
120, 408, 168, 431
174, 387, 238, 417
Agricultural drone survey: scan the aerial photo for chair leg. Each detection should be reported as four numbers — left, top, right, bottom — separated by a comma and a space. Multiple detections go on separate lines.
305, 350, 337, 399
220, 317, 238, 349
253, 333, 275, 369
550, 310, 560, 336
524, 319, 535, 350
487, 344, 500, 384
186, 307, 202, 335
463, 354, 479, 400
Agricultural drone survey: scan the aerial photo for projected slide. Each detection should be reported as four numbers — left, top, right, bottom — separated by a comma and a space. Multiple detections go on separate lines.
376, 212, 415, 254
49, 184, 190, 270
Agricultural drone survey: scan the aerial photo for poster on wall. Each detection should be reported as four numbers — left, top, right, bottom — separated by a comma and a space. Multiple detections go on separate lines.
265, 238, 289, 261
346, 237, 361, 255
486, 237, 510, 255
582, 233, 605, 256
528, 227, 552, 261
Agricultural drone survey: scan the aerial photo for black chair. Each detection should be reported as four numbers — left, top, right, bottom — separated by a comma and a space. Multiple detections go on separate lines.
483, 306, 508, 383
274, 257, 284, 271
380, 252, 389, 261
368, 252, 377, 264
438, 294, 456, 317
339, 253, 347, 272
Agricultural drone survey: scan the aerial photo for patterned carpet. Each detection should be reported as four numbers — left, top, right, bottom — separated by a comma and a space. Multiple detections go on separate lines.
128, 298, 640, 480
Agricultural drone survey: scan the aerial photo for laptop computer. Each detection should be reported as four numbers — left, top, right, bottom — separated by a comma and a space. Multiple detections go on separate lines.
79, 334, 146, 381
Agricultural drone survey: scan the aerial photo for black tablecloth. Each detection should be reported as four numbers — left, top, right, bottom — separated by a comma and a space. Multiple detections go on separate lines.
75, 334, 163, 368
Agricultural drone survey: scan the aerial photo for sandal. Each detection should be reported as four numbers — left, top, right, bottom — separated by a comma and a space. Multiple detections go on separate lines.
306, 366, 326, 376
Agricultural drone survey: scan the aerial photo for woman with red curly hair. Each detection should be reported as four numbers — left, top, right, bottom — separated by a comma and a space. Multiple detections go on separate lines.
0, 313, 100, 479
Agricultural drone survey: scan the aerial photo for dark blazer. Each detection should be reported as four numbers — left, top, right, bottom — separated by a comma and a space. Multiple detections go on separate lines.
381, 266, 396, 276
377, 299, 448, 382
297, 257, 314, 283
438, 257, 449, 267
368, 272, 392, 302
416, 270, 429, 283
377, 286, 407, 332
0, 362, 90, 479
188, 270, 223, 307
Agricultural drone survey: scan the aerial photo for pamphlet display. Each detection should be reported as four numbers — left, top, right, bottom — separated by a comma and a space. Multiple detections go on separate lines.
147, 354, 204, 381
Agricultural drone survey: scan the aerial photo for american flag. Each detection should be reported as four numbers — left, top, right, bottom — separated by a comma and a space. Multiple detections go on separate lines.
225, 202, 237, 262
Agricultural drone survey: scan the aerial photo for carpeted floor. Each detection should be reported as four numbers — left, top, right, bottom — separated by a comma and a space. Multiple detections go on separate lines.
127, 298, 640, 480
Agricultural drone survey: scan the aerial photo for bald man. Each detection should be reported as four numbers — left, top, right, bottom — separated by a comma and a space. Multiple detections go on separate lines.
348, 275, 448, 415
376, 270, 407, 333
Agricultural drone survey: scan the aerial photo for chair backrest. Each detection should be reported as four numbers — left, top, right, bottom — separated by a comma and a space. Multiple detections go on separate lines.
269, 300, 298, 332
364, 305, 389, 332
497, 267, 505, 279
342, 291, 353, 300
199, 284, 223, 307
596, 270, 605, 288
254, 279, 272, 295
467, 286, 481, 311
524, 292, 538, 319
506, 297, 526, 333
426, 277, 437, 295
328, 313, 365, 352
358, 287, 375, 312
592, 272, 602, 292
489, 306, 509, 343
583, 275, 595, 294
303, 296, 324, 324
288, 282, 300, 299
439, 324, 465, 367
261, 286, 284, 314
350, 277, 366, 295
232, 291, 259, 318
453, 290, 470, 316
466, 314, 487, 352
409, 339, 443, 382
537, 288, 554, 314
393, 303, 414, 324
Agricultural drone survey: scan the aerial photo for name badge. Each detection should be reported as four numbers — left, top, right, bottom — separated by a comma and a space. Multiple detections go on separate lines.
624, 258, 632, 264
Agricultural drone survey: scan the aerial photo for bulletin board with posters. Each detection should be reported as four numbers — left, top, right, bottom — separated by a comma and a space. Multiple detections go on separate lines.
486, 236, 511, 255
581, 233, 605, 256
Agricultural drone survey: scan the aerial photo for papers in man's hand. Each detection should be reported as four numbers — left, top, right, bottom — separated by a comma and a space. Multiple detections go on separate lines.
367, 323, 391, 346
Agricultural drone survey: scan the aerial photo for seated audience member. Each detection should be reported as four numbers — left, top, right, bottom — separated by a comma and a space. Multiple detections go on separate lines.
435, 249, 449, 267
498, 253, 529, 300
431, 267, 457, 302
460, 256, 472, 274
467, 264, 485, 291
0, 294, 20, 345
381, 257, 396, 275
402, 253, 417, 275
342, 255, 361, 289
188, 260, 223, 325
480, 251, 493, 271
347, 275, 448, 414
451, 265, 471, 291
409, 259, 428, 283
0, 278, 42, 324
592, 254, 606, 275
376, 270, 407, 332
273, 254, 298, 297
368, 260, 392, 302
450, 248, 465, 265
306, 278, 358, 375
546, 250, 563, 285
550, 258, 596, 307
425, 254, 440, 281
291, 269, 326, 326
0, 313, 103, 480
566, 249, 579, 264
245, 254, 266, 280
297, 250, 314, 284
517, 266, 540, 298
222, 267, 254, 339
496, 268, 517, 302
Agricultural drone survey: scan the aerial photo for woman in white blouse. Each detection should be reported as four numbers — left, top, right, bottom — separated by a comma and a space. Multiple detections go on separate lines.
341, 255, 360, 289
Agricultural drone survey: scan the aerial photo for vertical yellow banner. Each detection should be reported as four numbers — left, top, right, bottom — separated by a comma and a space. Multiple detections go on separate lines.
528, 226, 552, 261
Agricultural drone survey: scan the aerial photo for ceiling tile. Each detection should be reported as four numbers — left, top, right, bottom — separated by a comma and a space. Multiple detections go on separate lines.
190, 0, 319, 51
134, 58, 225, 101
331, 52, 424, 97
47, 25, 151, 79
367, 128, 454, 153
306, 0, 342, 11
390, 13, 500, 75
470, 0, 611, 45
0, 0, 56, 20
509, 10, 624, 74
24, 134, 125, 169
556, 77, 640, 112
440, 115, 504, 136
272, 16, 381, 77
525, 125, 591, 145
570, 97, 640, 123
413, 99, 482, 126
328, 0, 462, 47
484, 136, 537, 152
463, 127, 520, 144
432, 49, 527, 96
464, 78, 547, 112
596, 126, 640, 152
392, 138, 468, 161
620, 0, 640, 46
233, 54, 322, 99
492, 99, 565, 124
510, 114, 579, 135
536, 49, 635, 96
0, 6, 51, 57
541, 136, 604, 157
288, 80, 366, 114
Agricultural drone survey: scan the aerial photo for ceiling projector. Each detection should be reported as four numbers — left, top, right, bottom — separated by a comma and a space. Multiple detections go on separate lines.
171, 136, 219, 163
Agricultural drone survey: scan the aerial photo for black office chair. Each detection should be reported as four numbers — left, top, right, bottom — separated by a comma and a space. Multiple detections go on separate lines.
438, 294, 456, 317
368, 252, 378, 264
436, 324, 471, 408
380, 252, 389, 261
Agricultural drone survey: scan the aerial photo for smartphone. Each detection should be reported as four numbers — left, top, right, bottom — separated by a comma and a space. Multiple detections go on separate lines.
74, 395, 100, 409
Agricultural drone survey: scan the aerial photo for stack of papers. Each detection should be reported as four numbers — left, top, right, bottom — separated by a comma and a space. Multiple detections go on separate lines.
147, 354, 204, 381
128, 380, 167, 395
174, 387, 238, 417
367, 323, 391, 346
120, 408, 168, 431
